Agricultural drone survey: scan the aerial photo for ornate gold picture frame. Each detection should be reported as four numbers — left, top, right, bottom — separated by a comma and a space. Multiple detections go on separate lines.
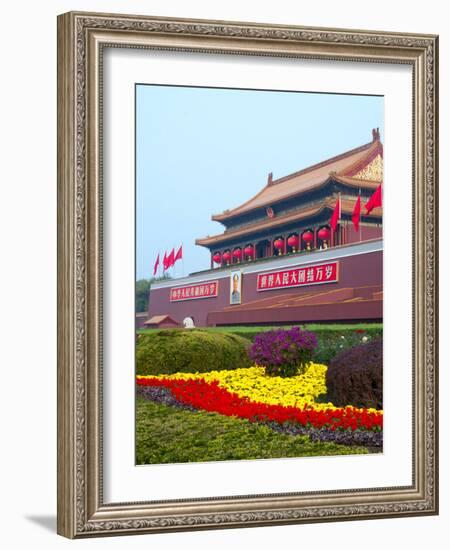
57, 11, 438, 538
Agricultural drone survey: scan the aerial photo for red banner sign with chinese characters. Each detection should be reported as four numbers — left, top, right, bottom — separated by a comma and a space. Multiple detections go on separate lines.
257, 262, 339, 291
170, 281, 219, 302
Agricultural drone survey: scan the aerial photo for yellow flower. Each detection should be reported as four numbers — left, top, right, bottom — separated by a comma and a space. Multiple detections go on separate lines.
137, 364, 383, 415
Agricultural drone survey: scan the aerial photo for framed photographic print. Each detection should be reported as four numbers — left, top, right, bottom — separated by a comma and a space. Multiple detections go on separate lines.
57, 11, 439, 538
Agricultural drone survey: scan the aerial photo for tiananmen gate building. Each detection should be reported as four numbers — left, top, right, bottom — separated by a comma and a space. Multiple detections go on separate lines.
146, 129, 383, 328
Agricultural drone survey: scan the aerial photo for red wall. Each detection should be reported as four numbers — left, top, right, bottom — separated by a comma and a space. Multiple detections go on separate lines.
148, 242, 383, 327
135, 313, 148, 329
345, 225, 382, 244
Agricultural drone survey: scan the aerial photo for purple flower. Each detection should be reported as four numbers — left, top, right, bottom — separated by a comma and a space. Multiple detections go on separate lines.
249, 327, 318, 377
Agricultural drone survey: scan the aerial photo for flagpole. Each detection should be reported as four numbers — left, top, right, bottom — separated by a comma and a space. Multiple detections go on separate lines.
359, 189, 362, 243
182, 242, 184, 277
152, 250, 158, 279
172, 243, 175, 278
338, 192, 341, 246
173, 244, 176, 279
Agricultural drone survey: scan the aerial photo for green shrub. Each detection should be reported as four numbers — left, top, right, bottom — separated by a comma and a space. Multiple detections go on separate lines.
312, 328, 382, 365
136, 329, 252, 375
325, 339, 383, 409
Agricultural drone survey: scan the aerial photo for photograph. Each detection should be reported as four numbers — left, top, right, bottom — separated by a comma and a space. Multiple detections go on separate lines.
135, 85, 384, 465
0, 0, 443, 545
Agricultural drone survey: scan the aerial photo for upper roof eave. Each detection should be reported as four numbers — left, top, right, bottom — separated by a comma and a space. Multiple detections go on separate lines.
211, 137, 382, 222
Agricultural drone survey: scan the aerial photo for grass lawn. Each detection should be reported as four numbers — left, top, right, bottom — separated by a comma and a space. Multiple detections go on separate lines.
136, 397, 368, 465
137, 323, 382, 336
207, 323, 382, 332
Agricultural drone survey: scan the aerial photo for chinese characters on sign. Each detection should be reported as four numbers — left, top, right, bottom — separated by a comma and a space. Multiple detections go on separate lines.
257, 262, 339, 291
170, 281, 219, 302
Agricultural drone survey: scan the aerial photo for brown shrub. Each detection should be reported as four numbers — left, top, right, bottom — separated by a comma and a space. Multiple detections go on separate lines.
325, 339, 383, 409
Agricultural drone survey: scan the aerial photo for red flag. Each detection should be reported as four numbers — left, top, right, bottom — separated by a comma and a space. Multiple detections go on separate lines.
163, 251, 168, 271
166, 248, 175, 269
174, 244, 183, 263
330, 196, 341, 231
365, 184, 382, 214
352, 195, 361, 232
153, 253, 160, 276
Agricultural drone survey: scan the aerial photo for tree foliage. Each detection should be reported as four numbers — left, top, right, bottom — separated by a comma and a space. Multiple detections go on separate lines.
135, 275, 172, 313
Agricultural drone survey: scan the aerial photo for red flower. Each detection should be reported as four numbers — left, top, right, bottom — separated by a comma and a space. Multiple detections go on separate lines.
136, 377, 383, 431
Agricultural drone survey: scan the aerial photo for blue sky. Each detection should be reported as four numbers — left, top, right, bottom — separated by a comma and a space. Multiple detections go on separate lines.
136, 85, 384, 280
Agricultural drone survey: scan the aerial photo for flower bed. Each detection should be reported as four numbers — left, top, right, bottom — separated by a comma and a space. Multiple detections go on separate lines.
137, 363, 383, 444
137, 363, 380, 412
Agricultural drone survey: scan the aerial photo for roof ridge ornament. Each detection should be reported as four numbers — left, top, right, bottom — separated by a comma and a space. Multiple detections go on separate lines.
267, 172, 274, 186
372, 127, 380, 141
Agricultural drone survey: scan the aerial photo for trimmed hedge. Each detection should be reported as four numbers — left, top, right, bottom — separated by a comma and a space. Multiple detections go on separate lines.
136, 329, 252, 375
325, 339, 383, 409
